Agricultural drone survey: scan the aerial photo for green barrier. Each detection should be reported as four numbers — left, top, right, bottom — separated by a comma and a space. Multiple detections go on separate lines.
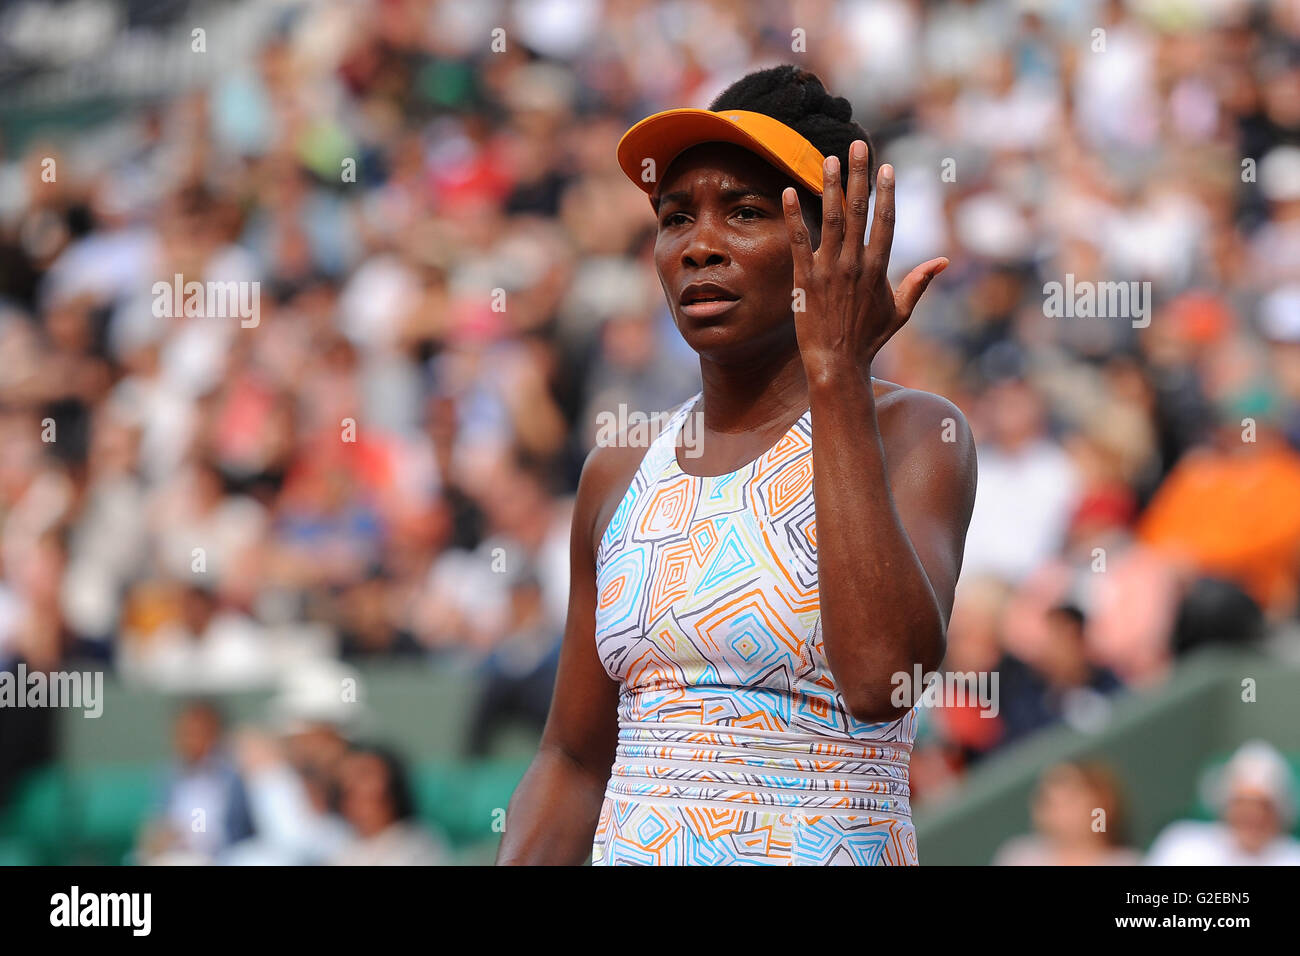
0, 768, 72, 865
55, 662, 494, 765
73, 765, 160, 865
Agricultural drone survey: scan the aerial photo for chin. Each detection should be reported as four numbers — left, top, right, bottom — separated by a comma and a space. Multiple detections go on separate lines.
679, 313, 794, 363
677, 317, 745, 351
680, 328, 767, 366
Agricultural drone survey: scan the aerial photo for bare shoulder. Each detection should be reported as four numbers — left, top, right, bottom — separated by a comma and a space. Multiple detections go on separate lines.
580, 401, 690, 557
871, 379, 969, 433
872, 379, 973, 446
869, 379, 977, 494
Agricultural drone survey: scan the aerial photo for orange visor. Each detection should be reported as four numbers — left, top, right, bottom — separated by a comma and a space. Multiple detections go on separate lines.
616, 108, 827, 204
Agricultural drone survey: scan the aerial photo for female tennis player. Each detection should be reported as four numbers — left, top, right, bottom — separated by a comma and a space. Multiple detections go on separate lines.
498, 65, 977, 865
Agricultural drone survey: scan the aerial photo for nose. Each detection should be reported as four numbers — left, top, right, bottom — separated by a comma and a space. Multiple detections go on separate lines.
681, 213, 729, 269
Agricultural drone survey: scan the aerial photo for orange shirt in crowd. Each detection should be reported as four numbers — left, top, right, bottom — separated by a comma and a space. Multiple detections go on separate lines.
1137, 441, 1300, 613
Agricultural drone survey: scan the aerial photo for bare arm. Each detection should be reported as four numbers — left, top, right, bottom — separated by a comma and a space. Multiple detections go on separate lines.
809, 376, 976, 720
784, 142, 977, 721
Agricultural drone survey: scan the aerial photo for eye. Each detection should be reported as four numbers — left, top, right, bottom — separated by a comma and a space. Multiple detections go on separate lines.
661, 211, 689, 227
735, 206, 762, 219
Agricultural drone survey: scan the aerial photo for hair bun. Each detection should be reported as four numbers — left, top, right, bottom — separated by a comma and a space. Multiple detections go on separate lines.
709, 64, 875, 196
818, 95, 854, 124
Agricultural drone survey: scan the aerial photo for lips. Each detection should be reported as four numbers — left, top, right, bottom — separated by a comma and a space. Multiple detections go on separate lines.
679, 282, 741, 319
679, 281, 740, 306
679, 298, 741, 319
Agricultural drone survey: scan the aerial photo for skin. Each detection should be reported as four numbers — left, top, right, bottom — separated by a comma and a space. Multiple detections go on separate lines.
338, 751, 397, 838
1031, 765, 1124, 864
1224, 791, 1285, 855
174, 705, 222, 766
497, 137, 978, 865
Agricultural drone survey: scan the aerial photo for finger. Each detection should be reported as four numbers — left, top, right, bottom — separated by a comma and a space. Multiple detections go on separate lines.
865, 163, 896, 275
782, 187, 815, 282
842, 140, 872, 259
820, 154, 844, 260
893, 257, 948, 320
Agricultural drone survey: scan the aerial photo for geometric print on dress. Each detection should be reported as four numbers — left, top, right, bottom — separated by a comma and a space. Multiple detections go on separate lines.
592, 798, 919, 865
592, 393, 920, 865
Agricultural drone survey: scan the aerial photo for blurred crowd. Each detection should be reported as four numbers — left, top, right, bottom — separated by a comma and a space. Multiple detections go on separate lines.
995, 739, 1300, 865
139, 694, 450, 865
3, 0, 1300, 822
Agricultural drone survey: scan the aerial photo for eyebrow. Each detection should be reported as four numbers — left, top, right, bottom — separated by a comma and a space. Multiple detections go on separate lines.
653, 185, 777, 214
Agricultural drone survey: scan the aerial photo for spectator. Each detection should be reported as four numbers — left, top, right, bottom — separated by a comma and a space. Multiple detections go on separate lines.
464, 570, 562, 757
224, 727, 352, 867
138, 700, 254, 865
1138, 412, 1300, 618
961, 374, 1082, 584
996, 604, 1124, 745
329, 744, 448, 866
1146, 740, 1300, 866
117, 580, 272, 692
994, 760, 1141, 865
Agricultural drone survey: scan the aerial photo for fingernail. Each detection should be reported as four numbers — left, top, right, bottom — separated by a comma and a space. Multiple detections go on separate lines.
825, 155, 838, 175
881, 164, 894, 183
852, 141, 867, 160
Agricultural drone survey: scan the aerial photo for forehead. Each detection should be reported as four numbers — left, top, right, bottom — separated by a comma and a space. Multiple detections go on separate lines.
655, 141, 790, 202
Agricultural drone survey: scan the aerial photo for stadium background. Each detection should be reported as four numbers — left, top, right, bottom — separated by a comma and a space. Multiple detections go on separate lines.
1, 0, 1300, 865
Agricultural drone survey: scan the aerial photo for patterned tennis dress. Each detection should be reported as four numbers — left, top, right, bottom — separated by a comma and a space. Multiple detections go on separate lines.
591, 394, 919, 865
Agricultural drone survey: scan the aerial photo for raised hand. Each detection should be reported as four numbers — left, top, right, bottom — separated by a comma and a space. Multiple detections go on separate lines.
781, 140, 948, 381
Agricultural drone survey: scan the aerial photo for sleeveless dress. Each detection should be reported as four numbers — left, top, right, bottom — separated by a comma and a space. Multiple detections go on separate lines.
591, 393, 919, 865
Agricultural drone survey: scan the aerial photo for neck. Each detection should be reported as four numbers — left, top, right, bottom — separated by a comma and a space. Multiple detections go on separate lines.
697, 346, 811, 434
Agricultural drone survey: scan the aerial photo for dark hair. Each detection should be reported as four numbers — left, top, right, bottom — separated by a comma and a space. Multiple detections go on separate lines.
1047, 602, 1087, 631
709, 65, 875, 207
349, 743, 417, 822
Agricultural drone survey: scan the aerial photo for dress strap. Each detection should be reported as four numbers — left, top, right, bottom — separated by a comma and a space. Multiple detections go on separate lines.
632, 391, 702, 486
595, 392, 702, 567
